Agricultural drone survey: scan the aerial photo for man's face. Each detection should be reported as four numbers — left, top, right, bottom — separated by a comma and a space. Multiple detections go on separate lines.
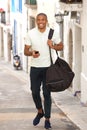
36, 15, 48, 30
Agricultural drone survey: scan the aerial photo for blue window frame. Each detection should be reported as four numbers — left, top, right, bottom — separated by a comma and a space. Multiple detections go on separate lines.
13, 20, 17, 54
18, 0, 22, 13
11, 0, 15, 12
11, 0, 22, 13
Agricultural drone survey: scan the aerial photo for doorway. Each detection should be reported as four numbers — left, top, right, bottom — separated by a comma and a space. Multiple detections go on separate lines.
0, 27, 4, 57
69, 29, 73, 69
74, 26, 82, 93
68, 29, 73, 89
7, 32, 12, 61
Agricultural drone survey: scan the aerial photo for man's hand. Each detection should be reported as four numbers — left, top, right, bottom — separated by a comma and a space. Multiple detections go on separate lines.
47, 39, 54, 49
47, 40, 63, 51
32, 51, 40, 58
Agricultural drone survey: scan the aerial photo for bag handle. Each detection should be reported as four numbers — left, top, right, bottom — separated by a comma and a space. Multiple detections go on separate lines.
48, 28, 58, 65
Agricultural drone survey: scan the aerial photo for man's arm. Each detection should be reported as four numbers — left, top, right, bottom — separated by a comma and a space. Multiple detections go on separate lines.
24, 44, 32, 56
53, 42, 63, 51
47, 40, 63, 51
24, 44, 40, 58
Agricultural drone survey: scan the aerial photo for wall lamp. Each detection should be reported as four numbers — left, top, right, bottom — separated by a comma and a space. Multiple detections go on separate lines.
55, 11, 69, 17
55, 11, 69, 23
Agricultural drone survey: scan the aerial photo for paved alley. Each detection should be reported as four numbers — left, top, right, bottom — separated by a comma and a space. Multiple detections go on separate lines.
0, 59, 80, 130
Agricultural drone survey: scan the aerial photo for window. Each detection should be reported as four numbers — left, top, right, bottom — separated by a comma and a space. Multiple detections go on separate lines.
11, 0, 22, 13
18, 0, 22, 13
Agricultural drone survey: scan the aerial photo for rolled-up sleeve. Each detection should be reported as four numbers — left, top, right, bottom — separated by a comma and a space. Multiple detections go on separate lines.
52, 30, 61, 44
25, 32, 32, 46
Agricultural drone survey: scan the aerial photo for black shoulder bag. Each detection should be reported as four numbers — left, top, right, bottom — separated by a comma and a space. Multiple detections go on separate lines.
46, 29, 75, 92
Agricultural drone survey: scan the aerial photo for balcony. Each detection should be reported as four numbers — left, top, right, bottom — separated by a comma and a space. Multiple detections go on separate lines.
25, 0, 37, 9
58, 0, 83, 12
60, 0, 82, 4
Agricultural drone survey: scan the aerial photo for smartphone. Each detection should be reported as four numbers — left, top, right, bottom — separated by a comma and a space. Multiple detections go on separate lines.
35, 51, 39, 54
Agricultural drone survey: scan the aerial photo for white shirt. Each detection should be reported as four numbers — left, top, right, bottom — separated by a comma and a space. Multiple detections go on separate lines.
25, 27, 61, 67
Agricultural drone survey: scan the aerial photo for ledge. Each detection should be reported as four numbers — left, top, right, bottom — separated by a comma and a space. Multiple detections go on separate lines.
59, 2, 83, 12
24, 3, 37, 9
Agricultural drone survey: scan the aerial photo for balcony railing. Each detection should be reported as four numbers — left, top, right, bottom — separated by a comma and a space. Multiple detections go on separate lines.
25, 0, 36, 5
60, 0, 82, 4
59, 0, 82, 12
25, 0, 37, 9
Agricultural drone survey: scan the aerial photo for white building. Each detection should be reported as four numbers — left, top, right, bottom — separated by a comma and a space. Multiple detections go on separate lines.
57, 0, 87, 105
0, 0, 11, 62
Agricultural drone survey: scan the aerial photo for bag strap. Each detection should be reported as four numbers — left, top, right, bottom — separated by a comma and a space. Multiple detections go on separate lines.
48, 28, 54, 65
48, 28, 58, 65
49, 46, 53, 65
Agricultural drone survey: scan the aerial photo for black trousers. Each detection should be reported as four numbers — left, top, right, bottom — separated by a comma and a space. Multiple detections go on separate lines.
30, 67, 52, 118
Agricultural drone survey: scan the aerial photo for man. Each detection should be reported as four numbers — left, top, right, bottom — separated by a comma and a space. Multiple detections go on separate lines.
24, 13, 63, 129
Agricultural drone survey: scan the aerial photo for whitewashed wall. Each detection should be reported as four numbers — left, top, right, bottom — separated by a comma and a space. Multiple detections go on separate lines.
63, 0, 87, 105
81, 0, 87, 104
37, 0, 57, 27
